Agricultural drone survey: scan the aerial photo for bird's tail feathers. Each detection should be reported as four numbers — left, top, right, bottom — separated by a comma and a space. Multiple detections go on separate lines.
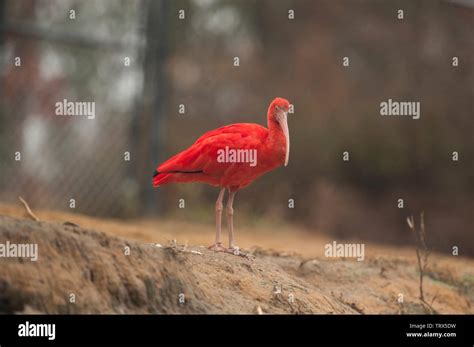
152, 169, 204, 187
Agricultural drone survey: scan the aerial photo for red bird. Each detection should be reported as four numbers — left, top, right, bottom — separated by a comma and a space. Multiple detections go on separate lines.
153, 97, 291, 255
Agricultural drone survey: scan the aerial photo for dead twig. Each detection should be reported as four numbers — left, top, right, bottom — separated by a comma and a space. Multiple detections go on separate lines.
18, 196, 40, 222
164, 239, 203, 256
407, 212, 437, 313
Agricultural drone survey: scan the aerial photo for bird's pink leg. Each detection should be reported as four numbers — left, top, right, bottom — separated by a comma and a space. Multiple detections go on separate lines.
225, 191, 252, 259
225, 191, 238, 252
208, 188, 226, 252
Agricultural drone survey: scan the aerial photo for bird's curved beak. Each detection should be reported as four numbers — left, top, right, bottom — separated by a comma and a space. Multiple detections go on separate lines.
276, 112, 290, 166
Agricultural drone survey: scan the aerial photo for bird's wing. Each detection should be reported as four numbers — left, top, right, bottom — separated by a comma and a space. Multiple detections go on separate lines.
157, 123, 268, 175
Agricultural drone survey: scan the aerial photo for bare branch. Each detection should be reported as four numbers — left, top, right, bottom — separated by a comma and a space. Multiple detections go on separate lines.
0, 20, 144, 51
18, 196, 40, 222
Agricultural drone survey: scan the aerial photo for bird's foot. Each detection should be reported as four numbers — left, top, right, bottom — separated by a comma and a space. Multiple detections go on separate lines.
207, 242, 227, 252
226, 246, 254, 260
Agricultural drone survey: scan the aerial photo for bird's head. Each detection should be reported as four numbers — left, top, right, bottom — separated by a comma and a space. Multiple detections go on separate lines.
268, 97, 291, 166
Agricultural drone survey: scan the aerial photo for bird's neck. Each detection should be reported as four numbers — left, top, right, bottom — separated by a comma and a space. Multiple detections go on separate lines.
266, 114, 286, 156
267, 117, 278, 136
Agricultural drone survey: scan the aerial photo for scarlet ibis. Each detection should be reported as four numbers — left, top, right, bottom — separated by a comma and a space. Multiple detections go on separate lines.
153, 97, 291, 255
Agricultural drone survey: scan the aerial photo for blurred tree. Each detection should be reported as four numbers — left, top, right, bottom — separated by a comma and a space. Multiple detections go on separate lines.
133, 0, 170, 215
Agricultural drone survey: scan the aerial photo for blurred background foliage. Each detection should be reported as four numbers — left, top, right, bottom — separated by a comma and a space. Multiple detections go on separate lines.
0, 0, 473, 254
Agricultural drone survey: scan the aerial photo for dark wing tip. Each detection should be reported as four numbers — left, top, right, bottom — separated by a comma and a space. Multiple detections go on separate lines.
153, 169, 203, 177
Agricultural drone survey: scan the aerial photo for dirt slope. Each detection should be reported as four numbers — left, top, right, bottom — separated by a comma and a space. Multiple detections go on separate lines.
0, 208, 473, 314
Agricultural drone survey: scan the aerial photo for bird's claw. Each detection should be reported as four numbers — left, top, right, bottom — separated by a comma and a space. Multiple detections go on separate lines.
226, 246, 254, 260
207, 242, 227, 252
226, 246, 241, 256
208, 244, 254, 260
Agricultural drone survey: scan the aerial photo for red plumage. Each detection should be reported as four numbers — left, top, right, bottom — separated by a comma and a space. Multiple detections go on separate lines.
153, 100, 288, 192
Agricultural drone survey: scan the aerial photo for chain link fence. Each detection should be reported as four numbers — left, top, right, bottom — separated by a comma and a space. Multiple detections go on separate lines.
0, 0, 153, 217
